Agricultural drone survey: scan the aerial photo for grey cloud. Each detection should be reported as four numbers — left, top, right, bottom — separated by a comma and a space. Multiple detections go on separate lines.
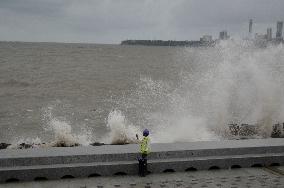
0, 0, 66, 17
0, 0, 283, 43
172, 0, 284, 27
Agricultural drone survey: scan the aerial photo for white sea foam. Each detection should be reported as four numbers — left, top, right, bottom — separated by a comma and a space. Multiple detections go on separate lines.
42, 105, 92, 147
8, 40, 284, 147
113, 40, 284, 143
9, 104, 93, 149
104, 109, 140, 144
197, 40, 284, 138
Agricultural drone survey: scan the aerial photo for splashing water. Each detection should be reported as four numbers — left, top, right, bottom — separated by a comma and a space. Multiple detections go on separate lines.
104, 109, 140, 144
196, 41, 284, 138
6, 40, 284, 147
46, 117, 91, 147
42, 105, 92, 147
114, 40, 284, 142
9, 104, 93, 149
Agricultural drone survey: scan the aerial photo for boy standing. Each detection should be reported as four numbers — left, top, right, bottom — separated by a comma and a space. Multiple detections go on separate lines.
136, 129, 150, 177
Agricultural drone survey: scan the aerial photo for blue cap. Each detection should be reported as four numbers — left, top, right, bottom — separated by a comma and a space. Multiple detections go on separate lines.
143, 129, 149, 136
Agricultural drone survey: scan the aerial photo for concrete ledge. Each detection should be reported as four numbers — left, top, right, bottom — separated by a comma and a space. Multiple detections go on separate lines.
0, 138, 284, 182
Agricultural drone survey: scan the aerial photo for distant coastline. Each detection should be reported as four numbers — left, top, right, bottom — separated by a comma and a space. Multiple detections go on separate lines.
121, 20, 284, 47
121, 40, 215, 47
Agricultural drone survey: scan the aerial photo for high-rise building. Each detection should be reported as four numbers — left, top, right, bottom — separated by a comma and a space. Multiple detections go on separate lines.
249, 19, 253, 33
219, 31, 229, 40
267, 28, 272, 41
276, 21, 283, 40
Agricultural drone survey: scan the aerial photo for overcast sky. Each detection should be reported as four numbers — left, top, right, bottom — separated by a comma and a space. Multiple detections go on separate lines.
0, 0, 283, 44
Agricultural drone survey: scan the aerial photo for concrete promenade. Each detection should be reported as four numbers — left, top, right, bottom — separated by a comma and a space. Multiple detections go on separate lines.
0, 138, 284, 183
1, 166, 283, 188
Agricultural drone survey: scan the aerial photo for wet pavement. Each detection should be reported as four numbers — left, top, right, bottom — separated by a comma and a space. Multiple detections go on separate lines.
1, 166, 283, 188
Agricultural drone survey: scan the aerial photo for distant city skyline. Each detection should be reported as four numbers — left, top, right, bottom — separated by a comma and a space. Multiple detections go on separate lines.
121, 19, 283, 48
0, 0, 284, 44
218, 20, 283, 41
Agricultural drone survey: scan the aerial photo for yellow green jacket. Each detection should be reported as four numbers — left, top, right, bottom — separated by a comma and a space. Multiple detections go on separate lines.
140, 136, 150, 154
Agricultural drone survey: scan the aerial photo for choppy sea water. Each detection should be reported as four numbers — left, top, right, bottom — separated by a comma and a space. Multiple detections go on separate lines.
0, 41, 284, 146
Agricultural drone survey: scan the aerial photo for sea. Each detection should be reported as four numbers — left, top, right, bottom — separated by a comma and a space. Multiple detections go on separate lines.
0, 40, 284, 147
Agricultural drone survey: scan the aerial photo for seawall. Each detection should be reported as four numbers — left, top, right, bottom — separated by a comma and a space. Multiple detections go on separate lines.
0, 138, 284, 182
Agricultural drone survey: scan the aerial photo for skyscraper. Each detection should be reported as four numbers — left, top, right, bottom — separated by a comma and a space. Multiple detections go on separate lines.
249, 19, 253, 33
267, 28, 272, 41
276, 21, 283, 40
219, 31, 229, 40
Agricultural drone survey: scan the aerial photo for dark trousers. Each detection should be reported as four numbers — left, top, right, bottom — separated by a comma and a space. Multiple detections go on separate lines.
138, 153, 147, 177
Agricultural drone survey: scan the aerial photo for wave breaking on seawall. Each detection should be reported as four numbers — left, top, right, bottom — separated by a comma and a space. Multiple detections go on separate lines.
3, 40, 284, 149
112, 40, 284, 143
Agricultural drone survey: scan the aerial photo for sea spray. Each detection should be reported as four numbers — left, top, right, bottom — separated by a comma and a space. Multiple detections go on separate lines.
205, 41, 284, 137
42, 105, 92, 147
5, 40, 284, 146
179, 41, 284, 139
104, 109, 140, 144
114, 40, 284, 142
46, 118, 91, 147
6, 104, 93, 149
152, 115, 217, 143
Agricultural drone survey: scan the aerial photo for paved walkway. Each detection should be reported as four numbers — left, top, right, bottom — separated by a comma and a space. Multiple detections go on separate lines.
1, 166, 283, 188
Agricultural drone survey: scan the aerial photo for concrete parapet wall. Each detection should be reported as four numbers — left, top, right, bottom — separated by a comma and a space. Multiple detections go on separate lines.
0, 138, 283, 182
